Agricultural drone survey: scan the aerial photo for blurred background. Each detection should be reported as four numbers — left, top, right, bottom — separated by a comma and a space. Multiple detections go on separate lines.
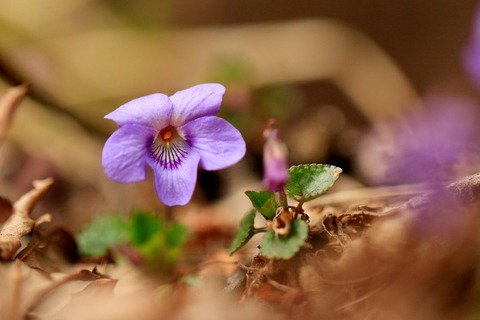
0, 0, 479, 231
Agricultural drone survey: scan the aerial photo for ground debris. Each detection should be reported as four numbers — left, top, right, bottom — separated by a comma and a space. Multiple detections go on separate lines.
239, 173, 480, 320
0, 178, 54, 261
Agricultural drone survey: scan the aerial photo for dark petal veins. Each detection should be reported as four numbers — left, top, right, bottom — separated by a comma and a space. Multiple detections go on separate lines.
146, 142, 201, 206
149, 138, 189, 170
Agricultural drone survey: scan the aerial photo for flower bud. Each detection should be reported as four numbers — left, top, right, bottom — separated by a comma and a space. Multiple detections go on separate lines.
263, 126, 289, 192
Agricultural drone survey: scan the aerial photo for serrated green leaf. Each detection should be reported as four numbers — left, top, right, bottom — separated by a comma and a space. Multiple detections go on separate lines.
229, 209, 257, 255
245, 191, 277, 219
259, 219, 308, 259
77, 215, 129, 257
285, 164, 342, 202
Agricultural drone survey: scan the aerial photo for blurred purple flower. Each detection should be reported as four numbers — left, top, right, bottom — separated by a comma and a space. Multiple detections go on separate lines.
263, 125, 289, 192
102, 83, 246, 206
463, 4, 480, 88
358, 95, 480, 185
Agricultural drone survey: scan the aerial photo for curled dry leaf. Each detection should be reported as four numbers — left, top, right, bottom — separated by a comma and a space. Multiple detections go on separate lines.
17, 227, 80, 273
0, 178, 54, 261
267, 208, 293, 236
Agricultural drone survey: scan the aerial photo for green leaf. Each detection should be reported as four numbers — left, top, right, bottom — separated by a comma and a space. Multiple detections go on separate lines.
138, 233, 165, 258
229, 209, 257, 255
166, 223, 188, 248
245, 191, 277, 219
285, 164, 342, 202
259, 219, 308, 259
77, 215, 129, 257
128, 211, 163, 247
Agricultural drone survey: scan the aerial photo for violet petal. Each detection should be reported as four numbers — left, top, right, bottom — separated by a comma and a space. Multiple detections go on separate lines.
169, 83, 225, 127
464, 4, 480, 88
146, 147, 201, 206
180, 116, 246, 171
105, 93, 173, 129
102, 124, 155, 183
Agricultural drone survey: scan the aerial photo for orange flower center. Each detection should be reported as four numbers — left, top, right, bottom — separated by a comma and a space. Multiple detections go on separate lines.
159, 126, 174, 142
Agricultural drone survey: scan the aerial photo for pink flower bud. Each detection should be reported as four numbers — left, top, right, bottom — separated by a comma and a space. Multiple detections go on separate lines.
263, 126, 289, 192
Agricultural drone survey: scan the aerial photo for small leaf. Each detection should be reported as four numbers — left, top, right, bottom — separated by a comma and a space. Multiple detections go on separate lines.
245, 191, 277, 219
229, 209, 257, 255
129, 211, 163, 247
166, 223, 188, 248
259, 219, 308, 259
285, 164, 342, 202
77, 215, 129, 257
138, 233, 165, 258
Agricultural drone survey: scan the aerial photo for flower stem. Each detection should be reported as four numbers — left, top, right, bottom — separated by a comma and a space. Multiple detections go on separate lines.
253, 227, 267, 234
278, 190, 288, 210
163, 205, 174, 222
296, 201, 304, 213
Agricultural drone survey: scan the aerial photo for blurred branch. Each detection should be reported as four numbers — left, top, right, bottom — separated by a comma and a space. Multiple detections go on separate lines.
307, 172, 480, 211
0, 81, 104, 185
1, 19, 418, 130
406, 173, 480, 209
0, 55, 104, 137
307, 183, 426, 207
0, 84, 28, 147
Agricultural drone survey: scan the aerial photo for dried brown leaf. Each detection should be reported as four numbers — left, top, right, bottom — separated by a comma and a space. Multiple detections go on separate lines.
17, 227, 80, 273
0, 178, 53, 260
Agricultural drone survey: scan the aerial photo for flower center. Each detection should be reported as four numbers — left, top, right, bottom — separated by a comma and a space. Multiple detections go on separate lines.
160, 126, 174, 142
150, 126, 187, 169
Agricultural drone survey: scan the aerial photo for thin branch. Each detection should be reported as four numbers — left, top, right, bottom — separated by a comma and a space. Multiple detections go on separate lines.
334, 287, 383, 312
11, 260, 22, 320
404, 173, 480, 209
25, 269, 111, 317
308, 183, 426, 207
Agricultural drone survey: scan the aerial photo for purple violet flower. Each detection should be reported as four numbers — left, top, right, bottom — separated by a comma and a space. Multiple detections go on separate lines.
263, 126, 289, 192
463, 3, 480, 88
102, 83, 246, 206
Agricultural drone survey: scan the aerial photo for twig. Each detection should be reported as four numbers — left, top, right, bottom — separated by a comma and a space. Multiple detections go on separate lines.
309, 173, 480, 209
24, 269, 110, 318
403, 173, 480, 210
195, 259, 259, 272
304, 272, 382, 287
11, 260, 22, 320
307, 183, 426, 207
334, 287, 383, 312
267, 278, 298, 295
0, 178, 53, 260
0, 84, 28, 148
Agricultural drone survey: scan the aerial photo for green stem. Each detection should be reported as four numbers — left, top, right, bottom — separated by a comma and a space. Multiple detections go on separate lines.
163, 205, 174, 222
278, 190, 288, 210
252, 227, 267, 234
